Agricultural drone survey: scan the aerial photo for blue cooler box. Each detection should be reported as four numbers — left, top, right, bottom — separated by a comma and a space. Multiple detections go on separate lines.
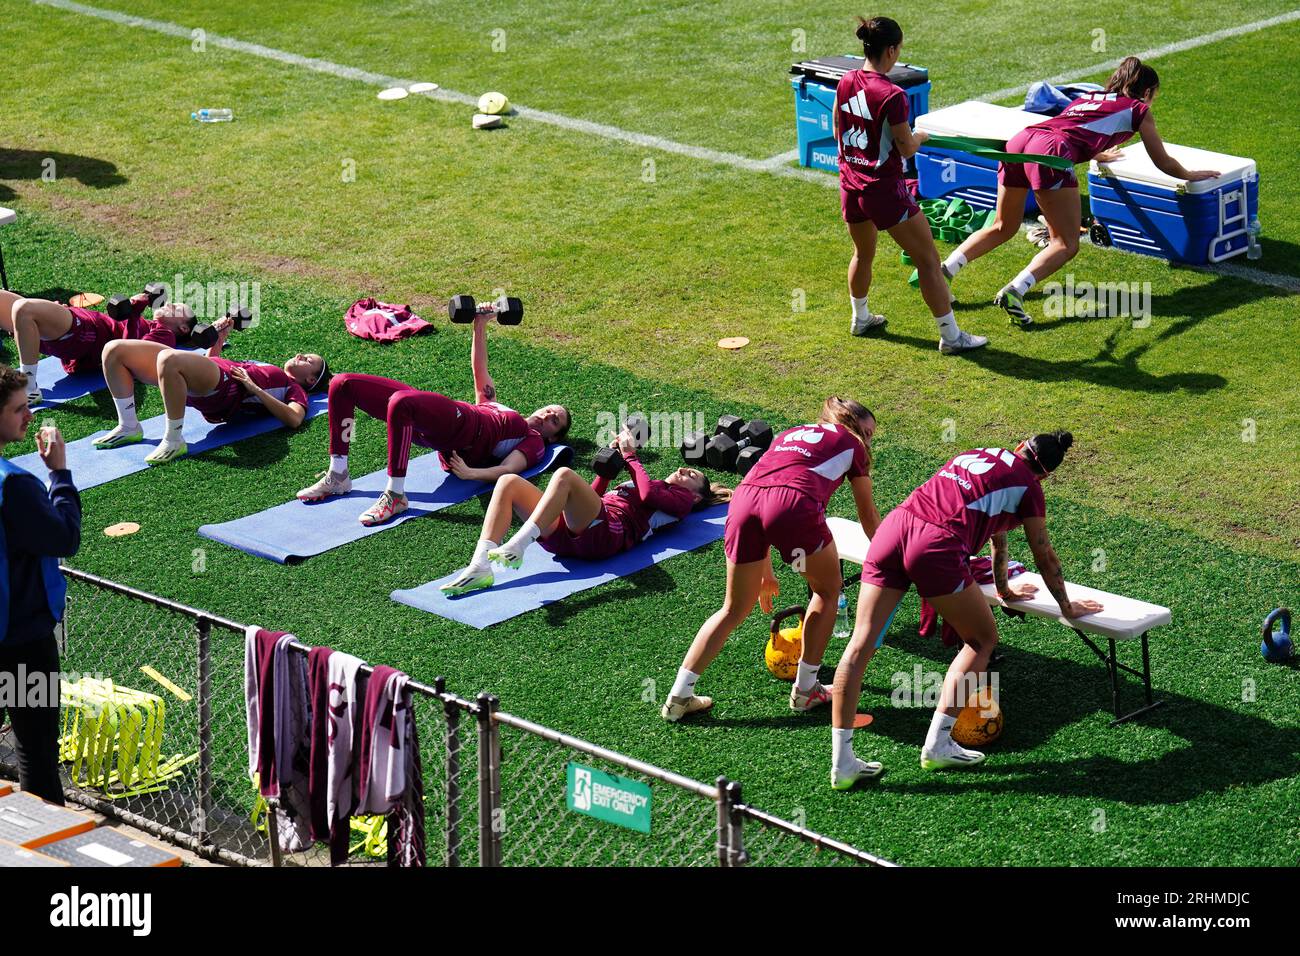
790, 56, 930, 173
1088, 143, 1258, 263
915, 101, 1044, 215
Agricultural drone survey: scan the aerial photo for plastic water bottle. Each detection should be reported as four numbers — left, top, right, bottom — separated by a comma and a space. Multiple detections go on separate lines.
192, 108, 233, 123
1246, 216, 1262, 260
833, 594, 851, 638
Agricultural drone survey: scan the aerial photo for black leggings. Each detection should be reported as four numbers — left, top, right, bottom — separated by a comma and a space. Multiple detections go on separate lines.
0, 633, 64, 805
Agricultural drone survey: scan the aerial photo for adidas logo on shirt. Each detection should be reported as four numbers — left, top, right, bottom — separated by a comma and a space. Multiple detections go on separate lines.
840, 90, 872, 120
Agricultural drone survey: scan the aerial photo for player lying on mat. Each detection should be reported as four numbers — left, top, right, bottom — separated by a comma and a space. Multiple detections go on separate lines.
829, 432, 1103, 788
663, 397, 883, 722
942, 56, 1219, 325
91, 315, 328, 464
835, 16, 986, 354
440, 427, 731, 595
296, 308, 570, 527
0, 290, 195, 406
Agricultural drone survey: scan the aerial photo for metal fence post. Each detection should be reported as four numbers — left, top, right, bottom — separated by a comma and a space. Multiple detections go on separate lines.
725, 780, 748, 867
716, 776, 731, 867
436, 677, 462, 867
195, 617, 213, 846
476, 692, 502, 867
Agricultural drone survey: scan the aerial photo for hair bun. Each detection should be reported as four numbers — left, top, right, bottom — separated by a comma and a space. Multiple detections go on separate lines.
1057, 430, 1074, 451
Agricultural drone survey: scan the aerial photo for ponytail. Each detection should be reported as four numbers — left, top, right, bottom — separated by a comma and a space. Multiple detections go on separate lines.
820, 396, 875, 473
855, 16, 903, 63
1104, 56, 1159, 100
694, 481, 734, 512
1025, 430, 1073, 474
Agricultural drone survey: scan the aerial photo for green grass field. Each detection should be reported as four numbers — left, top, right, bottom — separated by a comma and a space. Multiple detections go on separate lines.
1, 0, 1297, 865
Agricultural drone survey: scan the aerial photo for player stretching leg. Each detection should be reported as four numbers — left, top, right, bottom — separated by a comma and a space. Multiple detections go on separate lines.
830, 431, 1102, 789
663, 397, 882, 722
941, 56, 1218, 325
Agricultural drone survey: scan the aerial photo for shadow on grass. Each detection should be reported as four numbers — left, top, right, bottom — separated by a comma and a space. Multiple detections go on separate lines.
874, 328, 1226, 394
0, 148, 128, 203
851, 624, 1300, 805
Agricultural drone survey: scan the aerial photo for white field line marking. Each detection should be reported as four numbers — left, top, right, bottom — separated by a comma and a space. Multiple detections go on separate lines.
973, 9, 1300, 104
28, 0, 1300, 292
31, 0, 833, 186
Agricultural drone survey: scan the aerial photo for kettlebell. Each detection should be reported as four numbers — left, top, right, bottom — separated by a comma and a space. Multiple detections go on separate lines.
1260, 607, 1293, 663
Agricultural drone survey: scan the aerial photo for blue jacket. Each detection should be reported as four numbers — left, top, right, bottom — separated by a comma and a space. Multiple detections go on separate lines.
0, 458, 80, 647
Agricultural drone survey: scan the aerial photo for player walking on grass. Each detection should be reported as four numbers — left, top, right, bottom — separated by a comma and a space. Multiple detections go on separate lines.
0, 289, 194, 406
663, 397, 882, 721
296, 310, 570, 526
942, 56, 1219, 325
441, 426, 730, 594
92, 315, 328, 463
836, 16, 986, 354
829, 432, 1103, 788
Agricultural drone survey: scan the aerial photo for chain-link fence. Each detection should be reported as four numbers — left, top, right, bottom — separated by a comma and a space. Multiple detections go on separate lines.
0, 568, 894, 867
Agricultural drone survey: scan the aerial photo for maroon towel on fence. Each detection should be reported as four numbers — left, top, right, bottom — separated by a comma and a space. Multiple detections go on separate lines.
256, 629, 290, 796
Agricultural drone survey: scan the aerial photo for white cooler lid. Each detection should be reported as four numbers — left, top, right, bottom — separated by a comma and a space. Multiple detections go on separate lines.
916, 101, 1044, 140
1090, 142, 1256, 194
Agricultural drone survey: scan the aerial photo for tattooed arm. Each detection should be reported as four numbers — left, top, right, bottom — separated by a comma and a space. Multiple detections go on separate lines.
1022, 517, 1103, 618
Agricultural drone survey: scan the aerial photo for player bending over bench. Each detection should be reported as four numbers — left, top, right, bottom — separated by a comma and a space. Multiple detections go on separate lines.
0, 289, 195, 406
92, 315, 328, 463
663, 397, 883, 722
296, 309, 570, 527
441, 427, 731, 595
829, 432, 1102, 789
942, 56, 1219, 325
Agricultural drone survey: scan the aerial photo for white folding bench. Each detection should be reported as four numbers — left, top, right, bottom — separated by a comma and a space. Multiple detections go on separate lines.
0, 207, 15, 290
826, 516, 1171, 724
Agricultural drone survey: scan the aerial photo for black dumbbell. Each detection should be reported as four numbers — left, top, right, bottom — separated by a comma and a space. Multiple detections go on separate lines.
448, 294, 523, 325
706, 419, 773, 473
593, 413, 649, 479
190, 305, 255, 349
682, 414, 743, 464
105, 282, 167, 322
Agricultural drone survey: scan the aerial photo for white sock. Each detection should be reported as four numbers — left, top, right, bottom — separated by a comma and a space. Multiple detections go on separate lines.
925, 711, 957, 751
113, 395, 139, 430
467, 538, 497, 574
832, 728, 857, 775
670, 667, 700, 700
850, 294, 870, 320
21, 363, 39, 392
942, 251, 967, 276
385, 475, 406, 495
163, 417, 185, 444
1010, 268, 1038, 296
504, 518, 542, 555
934, 310, 960, 343
795, 659, 821, 693
329, 454, 348, 476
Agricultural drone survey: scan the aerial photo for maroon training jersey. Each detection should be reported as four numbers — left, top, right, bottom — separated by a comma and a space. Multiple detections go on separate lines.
599, 455, 698, 543
1028, 91, 1150, 162
899, 448, 1047, 555
835, 69, 910, 190
188, 358, 308, 423
741, 422, 869, 509
439, 400, 544, 471
45, 307, 177, 373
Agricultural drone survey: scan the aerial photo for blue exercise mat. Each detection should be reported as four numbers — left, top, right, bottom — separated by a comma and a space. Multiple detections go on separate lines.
389, 505, 727, 629
197, 444, 575, 564
12, 392, 328, 490
31, 355, 107, 408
